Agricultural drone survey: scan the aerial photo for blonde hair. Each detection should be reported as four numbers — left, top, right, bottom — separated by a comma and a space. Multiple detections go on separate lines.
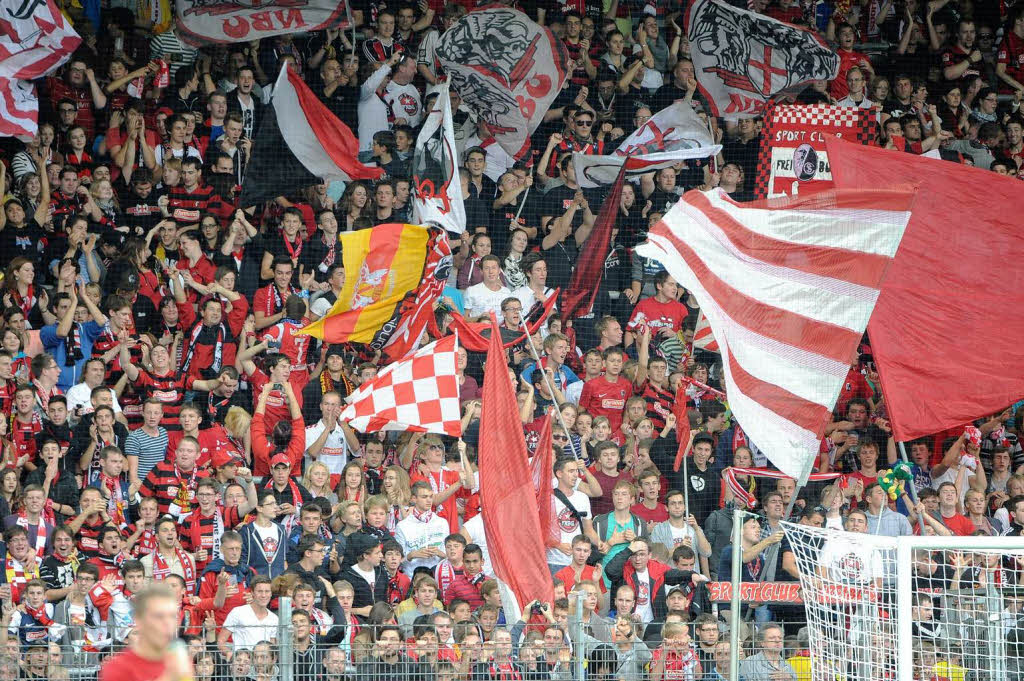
224, 406, 251, 438
364, 494, 389, 513
302, 461, 332, 496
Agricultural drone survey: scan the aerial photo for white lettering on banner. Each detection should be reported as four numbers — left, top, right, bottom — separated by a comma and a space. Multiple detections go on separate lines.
707, 581, 804, 603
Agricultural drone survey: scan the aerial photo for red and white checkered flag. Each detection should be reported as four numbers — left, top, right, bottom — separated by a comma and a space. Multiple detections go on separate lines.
340, 335, 461, 436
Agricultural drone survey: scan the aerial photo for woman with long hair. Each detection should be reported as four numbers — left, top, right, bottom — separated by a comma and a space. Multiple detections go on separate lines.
381, 465, 411, 531
338, 181, 373, 231
457, 233, 493, 290
302, 461, 338, 506
63, 126, 94, 180
3, 257, 48, 328
250, 378, 304, 478
15, 172, 43, 217
335, 459, 367, 504
0, 468, 21, 518
198, 214, 223, 257
89, 179, 121, 228
119, 237, 165, 308
502, 228, 530, 290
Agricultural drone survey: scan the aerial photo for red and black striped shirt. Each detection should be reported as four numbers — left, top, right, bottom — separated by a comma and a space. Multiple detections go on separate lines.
167, 184, 215, 224
179, 505, 243, 572
140, 462, 210, 517
637, 379, 674, 431
135, 370, 195, 427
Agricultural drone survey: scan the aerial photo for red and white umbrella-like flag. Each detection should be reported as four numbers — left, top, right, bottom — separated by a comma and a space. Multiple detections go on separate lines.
636, 188, 916, 481
340, 335, 461, 436
692, 311, 719, 353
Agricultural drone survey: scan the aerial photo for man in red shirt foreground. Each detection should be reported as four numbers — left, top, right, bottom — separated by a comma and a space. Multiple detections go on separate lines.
98, 583, 192, 681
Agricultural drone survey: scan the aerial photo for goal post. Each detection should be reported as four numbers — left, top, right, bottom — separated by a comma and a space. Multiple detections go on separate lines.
780, 522, 1024, 681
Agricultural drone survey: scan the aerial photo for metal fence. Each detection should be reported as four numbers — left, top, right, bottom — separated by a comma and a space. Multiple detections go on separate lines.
2, 594, 823, 681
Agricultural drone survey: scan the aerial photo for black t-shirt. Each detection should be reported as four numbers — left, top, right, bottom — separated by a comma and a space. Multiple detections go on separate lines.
489, 193, 540, 255
0, 219, 45, 263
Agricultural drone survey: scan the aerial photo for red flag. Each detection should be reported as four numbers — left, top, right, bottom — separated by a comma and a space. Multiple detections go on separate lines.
479, 315, 554, 611
827, 136, 1024, 441
672, 383, 692, 472
530, 413, 558, 547
439, 290, 559, 353
561, 165, 627, 320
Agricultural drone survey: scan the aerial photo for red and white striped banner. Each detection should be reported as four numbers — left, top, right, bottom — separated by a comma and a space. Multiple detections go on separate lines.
636, 188, 915, 480
0, 0, 81, 139
693, 311, 719, 352
723, 466, 844, 508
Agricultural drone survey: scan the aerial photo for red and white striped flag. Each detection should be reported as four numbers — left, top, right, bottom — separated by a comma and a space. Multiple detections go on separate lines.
340, 335, 461, 436
636, 188, 915, 480
692, 311, 719, 352
0, 0, 81, 140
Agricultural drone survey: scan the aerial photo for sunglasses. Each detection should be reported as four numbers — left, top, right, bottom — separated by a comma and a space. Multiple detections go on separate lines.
575, 120, 594, 126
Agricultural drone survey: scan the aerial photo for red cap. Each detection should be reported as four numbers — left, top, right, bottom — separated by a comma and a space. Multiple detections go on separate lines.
270, 453, 292, 469
156, 106, 174, 117
211, 450, 240, 469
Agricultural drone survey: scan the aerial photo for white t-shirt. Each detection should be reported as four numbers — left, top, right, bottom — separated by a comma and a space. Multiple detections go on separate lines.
66, 384, 123, 421
385, 81, 423, 128
304, 420, 351, 475
462, 513, 494, 577
548, 489, 591, 567
633, 568, 654, 623
394, 512, 449, 576
818, 537, 884, 585
463, 282, 511, 318
223, 605, 279, 651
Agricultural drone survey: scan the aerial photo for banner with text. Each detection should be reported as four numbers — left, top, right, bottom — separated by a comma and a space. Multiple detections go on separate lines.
753, 103, 875, 199
176, 0, 350, 46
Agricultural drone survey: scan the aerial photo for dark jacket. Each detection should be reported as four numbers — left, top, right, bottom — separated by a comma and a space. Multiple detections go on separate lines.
604, 547, 693, 621
337, 563, 389, 610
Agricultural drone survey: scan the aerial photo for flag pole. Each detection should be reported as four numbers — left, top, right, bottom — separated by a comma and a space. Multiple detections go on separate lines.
897, 441, 920, 505
519, 317, 579, 459
682, 439, 690, 520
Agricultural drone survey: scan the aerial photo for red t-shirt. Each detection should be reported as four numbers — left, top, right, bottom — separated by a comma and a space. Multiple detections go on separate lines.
579, 376, 632, 432
99, 649, 169, 681
553, 564, 605, 592
627, 297, 689, 336
631, 501, 669, 524
830, 49, 870, 99
942, 512, 976, 536
835, 367, 872, 417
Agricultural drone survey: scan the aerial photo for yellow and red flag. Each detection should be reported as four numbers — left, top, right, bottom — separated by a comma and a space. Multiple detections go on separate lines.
299, 224, 452, 360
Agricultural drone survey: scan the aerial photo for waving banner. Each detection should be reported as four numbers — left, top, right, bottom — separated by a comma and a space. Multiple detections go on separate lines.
413, 81, 466, 234
176, 0, 351, 46
0, 0, 81, 140
686, 0, 838, 119
573, 101, 721, 188
437, 7, 569, 159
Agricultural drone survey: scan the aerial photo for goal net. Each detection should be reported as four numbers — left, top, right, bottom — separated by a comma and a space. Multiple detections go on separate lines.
780, 521, 1024, 681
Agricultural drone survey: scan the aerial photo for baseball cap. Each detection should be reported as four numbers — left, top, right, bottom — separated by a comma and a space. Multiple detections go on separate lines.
693, 432, 715, 448
212, 450, 241, 469
270, 453, 291, 469
325, 344, 346, 359
347, 532, 381, 560
666, 585, 688, 598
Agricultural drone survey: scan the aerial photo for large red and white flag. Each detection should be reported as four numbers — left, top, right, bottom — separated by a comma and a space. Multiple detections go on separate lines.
340, 335, 461, 436
0, 0, 81, 140
636, 188, 915, 480
437, 7, 569, 159
686, 0, 837, 119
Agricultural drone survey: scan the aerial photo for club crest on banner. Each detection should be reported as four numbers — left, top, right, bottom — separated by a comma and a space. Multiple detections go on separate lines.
754, 103, 874, 198
176, 0, 351, 45
686, 0, 838, 118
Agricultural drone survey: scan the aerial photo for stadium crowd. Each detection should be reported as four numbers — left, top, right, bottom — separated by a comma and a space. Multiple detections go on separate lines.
0, 0, 1023, 680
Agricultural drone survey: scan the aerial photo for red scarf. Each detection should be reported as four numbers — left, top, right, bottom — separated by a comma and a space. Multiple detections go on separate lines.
100, 474, 129, 531
132, 527, 158, 557
24, 603, 53, 627
15, 512, 53, 560
283, 234, 303, 262
11, 285, 34, 320
412, 508, 434, 523
488, 661, 522, 681
152, 547, 196, 593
